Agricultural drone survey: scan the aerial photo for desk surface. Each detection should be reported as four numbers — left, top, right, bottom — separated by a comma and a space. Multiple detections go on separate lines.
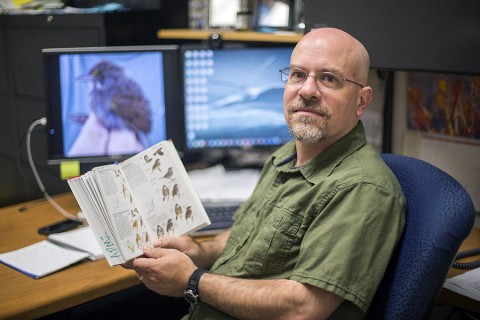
0, 193, 140, 320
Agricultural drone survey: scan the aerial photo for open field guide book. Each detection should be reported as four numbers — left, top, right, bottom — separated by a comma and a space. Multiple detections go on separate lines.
67, 140, 211, 266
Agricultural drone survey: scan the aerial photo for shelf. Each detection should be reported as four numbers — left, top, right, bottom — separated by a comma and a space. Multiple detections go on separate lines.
157, 28, 303, 43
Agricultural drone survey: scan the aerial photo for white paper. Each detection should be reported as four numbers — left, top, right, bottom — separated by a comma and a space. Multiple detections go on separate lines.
188, 164, 260, 203
0, 240, 89, 279
444, 267, 480, 301
48, 227, 104, 261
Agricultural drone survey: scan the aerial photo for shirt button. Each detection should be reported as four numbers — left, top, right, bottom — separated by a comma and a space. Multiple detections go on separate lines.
275, 174, 288, 184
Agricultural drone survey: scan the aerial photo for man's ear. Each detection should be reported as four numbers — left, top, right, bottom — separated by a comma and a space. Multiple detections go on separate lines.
356, 86, 372, 117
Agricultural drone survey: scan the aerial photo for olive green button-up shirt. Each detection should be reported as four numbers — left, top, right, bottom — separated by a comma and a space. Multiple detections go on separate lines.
186, 122, 405, 319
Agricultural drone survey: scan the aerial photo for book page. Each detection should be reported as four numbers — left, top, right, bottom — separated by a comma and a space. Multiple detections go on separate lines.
68, 176, 125, 266
119, 140, 211, 239
84, 171, 120, 242
91, 164, 154, 262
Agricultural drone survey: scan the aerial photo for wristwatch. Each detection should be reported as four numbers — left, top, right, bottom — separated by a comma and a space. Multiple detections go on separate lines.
184, 269, 207, 305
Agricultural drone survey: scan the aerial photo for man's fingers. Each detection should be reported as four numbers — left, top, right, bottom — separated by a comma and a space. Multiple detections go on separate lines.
154, 236, 180, 248
141, 247, 169, 259
122, 248, 175, 272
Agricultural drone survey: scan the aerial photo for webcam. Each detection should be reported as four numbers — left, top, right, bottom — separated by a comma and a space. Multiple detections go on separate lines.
208, 33, 224, 49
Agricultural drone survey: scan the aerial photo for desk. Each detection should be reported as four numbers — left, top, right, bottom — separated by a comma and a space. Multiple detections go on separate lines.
0, 193, 140, 320
439, 227, 480, 314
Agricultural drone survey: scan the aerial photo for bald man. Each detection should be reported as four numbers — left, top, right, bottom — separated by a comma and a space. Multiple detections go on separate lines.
123, 28, 406, 320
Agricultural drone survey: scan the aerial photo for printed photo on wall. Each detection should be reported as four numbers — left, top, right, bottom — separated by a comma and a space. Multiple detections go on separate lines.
407, 72, 480, 141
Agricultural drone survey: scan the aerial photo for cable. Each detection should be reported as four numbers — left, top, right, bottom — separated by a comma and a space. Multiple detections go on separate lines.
452, 248, 480, 270
17, 124, 44, 191
26, 117, 81, 221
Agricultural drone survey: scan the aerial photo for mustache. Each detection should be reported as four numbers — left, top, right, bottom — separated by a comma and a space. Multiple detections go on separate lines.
288, 99, 331, 119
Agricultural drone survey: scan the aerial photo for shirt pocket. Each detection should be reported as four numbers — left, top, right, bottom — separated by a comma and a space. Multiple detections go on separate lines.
244, 208, 302, 275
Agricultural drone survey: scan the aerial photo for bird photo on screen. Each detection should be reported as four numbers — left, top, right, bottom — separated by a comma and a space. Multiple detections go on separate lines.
77, 60, 153, 151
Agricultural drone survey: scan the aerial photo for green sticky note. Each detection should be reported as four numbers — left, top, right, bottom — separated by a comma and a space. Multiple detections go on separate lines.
60, 161, 80, 180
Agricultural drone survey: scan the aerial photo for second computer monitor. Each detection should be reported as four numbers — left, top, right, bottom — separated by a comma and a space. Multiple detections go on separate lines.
182, 44, 294, 163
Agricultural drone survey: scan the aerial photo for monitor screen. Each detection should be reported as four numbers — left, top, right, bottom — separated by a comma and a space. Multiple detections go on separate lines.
182, 45, 294, 159
43, 45, 182, 165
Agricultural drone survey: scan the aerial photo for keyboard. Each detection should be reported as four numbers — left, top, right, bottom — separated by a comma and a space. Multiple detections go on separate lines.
195, 203, 240, 234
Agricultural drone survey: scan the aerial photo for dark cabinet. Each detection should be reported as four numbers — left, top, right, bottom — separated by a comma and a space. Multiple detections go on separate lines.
303, 0, 480, 74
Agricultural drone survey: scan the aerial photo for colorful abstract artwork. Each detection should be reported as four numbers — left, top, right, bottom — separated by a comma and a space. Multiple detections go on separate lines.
407, 72, 480, 140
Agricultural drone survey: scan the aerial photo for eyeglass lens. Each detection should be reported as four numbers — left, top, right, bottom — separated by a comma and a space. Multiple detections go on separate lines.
280, 67, 363, 90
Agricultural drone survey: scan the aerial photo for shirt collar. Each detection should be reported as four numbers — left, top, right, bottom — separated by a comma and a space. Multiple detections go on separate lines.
271, 121, 368, 184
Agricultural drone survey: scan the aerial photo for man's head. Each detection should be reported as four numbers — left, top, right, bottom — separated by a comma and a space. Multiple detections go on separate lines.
283, 27, 372, 146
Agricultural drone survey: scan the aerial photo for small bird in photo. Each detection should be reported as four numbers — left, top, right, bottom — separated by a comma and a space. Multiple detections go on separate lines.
157, 225, 165, 238
144, 154, 153, 163
166, 219, 174, 235
185, 206, 193, 224
151, 158, 161, 174
172, 184, 180, 199
162, 185, 170, 201
76, 60, 153, 151
162, 167, 174, 180
175, 203, 183, 221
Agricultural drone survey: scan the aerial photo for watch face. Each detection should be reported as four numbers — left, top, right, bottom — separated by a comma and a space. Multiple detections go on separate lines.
184, 289, 199, 304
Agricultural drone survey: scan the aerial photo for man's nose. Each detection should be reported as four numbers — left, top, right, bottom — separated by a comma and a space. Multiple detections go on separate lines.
298, 75, 320, 99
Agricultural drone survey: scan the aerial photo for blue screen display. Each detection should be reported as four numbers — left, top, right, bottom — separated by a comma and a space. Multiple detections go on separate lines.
183, 46, 294, 149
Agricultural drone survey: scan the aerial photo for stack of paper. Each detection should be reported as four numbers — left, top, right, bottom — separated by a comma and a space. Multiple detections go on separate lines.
0, 226, 104, 279
48, 226, 104, 261
188, 164, 260, 203
0, 240, 89, 279
443, 267, 480, 301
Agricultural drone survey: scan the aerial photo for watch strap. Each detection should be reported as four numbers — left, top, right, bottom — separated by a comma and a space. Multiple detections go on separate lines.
184, 268, 207, 304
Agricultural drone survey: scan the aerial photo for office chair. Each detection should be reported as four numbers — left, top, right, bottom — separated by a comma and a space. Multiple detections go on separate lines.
367, 153, 475, 320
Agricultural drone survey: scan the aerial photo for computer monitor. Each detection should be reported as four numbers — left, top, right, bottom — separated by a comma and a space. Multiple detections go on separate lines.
43, 45, 182, 166
181, 44, 294, 167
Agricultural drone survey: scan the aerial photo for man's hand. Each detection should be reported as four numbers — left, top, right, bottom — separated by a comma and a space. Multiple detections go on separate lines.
122, 230, 231, 297
67, 112, 143, 157
155, 230, 231, 269
123, 247, 196, 297
154, 236, 208, 267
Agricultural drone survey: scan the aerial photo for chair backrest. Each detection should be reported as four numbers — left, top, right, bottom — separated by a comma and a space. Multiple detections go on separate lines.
367, 153, 475, 320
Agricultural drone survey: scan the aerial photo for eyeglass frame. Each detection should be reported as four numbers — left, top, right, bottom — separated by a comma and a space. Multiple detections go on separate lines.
279, 67, 365, 90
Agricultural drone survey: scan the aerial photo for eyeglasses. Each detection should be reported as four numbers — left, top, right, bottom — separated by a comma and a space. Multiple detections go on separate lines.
279, 67, 364, 90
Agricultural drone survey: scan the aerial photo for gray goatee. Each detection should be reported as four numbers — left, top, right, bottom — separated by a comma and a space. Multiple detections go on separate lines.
287, 99, 331, 143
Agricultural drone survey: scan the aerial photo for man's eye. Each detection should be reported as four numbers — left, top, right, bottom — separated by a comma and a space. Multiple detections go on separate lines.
291, 71, 307, 80
320, 74, 339, 83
